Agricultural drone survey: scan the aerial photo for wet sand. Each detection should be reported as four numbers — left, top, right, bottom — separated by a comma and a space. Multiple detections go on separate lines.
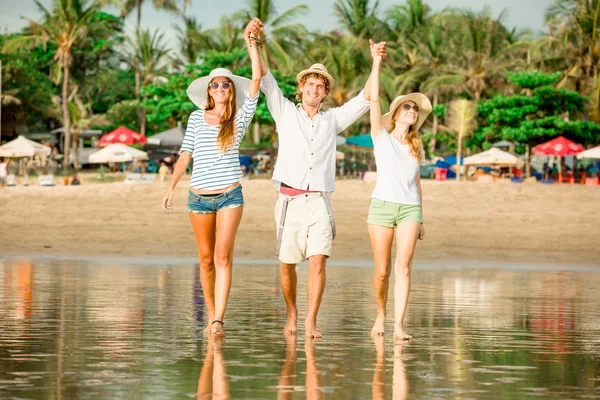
0, 175, 599, 265
1, 259, 599, 398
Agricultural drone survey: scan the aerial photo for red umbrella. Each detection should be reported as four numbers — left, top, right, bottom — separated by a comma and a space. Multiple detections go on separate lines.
98, 126, 147, 147
532, 136, 584, 156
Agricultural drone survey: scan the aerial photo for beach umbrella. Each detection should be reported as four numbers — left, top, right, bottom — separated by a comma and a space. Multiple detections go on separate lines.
98, 126, 147, 147
0, 135, 51, 157
464, 148, 521, 167
532, 136, 584, 156
576, 145, 600, 160
88, 143, 148, 163
147, 126, 185, 146
346, 134, 373, 148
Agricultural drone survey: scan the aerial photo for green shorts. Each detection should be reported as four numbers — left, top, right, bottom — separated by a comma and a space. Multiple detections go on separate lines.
367, 198, 423, 227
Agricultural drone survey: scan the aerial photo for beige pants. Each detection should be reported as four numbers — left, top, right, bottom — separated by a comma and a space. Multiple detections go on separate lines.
274, 192, 335, 264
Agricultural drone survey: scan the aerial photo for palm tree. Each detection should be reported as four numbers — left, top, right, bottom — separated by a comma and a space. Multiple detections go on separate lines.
2, 0, 99, 170
120, 0, 178, 134
446, 99, 477, 181
123, 29, 170, 135
174, 16, 213, 65
240, 0, 309, 73
333, 0, 382, 39
538, 0, 600, 120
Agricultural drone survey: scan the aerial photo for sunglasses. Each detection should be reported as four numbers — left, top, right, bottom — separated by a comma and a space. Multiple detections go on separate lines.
209, 81, 232, 91
401, 103, 419, 112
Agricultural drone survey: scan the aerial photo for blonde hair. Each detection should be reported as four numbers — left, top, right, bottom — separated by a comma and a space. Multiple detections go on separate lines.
393, 103, 423, 162
295, 73, 331, 102
205, 77, 237, 153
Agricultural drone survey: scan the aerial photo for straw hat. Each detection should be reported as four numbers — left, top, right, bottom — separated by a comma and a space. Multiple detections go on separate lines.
296, 63, 334, 89
382, 93, 432, 132
186, 68, 251, 110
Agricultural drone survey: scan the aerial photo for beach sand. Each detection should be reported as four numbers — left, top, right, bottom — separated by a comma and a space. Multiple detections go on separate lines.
1, 175, 598, 265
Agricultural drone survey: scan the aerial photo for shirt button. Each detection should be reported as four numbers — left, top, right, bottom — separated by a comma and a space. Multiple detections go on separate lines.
311, 139, 314, 141
310, 167, 312, 170
311, 153, 314, 155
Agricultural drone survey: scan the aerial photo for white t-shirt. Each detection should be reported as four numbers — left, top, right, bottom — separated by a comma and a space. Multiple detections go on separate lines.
371, 127, 424, 205
0, 162, 7, 178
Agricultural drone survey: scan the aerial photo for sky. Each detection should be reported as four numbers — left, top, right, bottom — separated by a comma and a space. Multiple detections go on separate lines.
1, 0, 555, 48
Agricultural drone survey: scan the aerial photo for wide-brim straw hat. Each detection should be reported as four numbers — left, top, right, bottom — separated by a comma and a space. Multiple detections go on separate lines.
296, 63, 334, 89
187, 68, 251, 110
382, 93, 432, 132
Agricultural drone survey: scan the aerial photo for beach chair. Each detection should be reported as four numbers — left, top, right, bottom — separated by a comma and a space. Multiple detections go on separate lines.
5, 174, 16, 186
584, 177, 599, 186
124, 173, 142, 184
38, 174, 55, 187
140, 173, 157, 184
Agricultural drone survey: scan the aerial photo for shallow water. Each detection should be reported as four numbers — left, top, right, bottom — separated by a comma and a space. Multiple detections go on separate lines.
0, 259, 599, 399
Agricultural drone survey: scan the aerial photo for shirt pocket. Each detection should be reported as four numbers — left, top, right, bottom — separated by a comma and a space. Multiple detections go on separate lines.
315, 120, 334, 147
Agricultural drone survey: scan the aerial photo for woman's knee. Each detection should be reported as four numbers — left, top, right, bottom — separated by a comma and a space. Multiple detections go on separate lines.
214, 250, 233, 268
394, 258, 412, 275
374, 266, 391, 283
199, 255, 215, 270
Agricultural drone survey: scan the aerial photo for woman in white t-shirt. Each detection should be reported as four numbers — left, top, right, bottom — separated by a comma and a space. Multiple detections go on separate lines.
366, 40, 432, 341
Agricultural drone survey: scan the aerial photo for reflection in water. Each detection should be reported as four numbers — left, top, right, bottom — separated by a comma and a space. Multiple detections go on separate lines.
197, 336, 230, 399
0, 259, 599, 398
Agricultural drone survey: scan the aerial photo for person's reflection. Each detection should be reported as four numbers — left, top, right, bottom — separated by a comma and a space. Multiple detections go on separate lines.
372, 336, 387, 399
278, 335, 297, 400
305, 339, 323, 400
393, 343, 408, 400
197, 336, 230, 399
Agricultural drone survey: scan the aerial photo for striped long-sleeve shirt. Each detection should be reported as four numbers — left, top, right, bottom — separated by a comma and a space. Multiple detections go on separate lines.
180, 93, 259, 190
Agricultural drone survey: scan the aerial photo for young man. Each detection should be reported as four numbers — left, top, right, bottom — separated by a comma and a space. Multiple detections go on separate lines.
245, 19, 387, 338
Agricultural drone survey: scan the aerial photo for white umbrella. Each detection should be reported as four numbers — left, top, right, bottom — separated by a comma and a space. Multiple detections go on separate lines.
0, 135, 52, 157
88, 143, 148, 163
464, 147, 521, 167
576, 145, 600, 160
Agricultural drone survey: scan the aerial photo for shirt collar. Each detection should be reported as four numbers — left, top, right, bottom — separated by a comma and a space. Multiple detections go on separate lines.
296, 102, 323, 118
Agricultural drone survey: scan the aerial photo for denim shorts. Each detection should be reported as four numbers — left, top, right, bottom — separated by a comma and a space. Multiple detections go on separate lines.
188, 185, 244, 214
367, 198, 423, 227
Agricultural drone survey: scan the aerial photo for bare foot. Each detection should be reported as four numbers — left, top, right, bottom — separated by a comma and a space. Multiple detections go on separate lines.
210, 320, 225, 336
371, 312, 386, 336
283, 310, 297, 336
393, 327, 412, 342
305, 318, 322, 339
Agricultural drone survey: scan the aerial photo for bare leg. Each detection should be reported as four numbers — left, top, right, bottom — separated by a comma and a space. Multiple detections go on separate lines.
211, 206, 244, 336
305, 339, 323, 400
393, 222, 421, 341
278, 335, 297, 400
196, 335, 214, 397
280, 262, 298, 336
368, 224, 395, 336
211, 336, 230, 398
393, 343, 408, 400
372, 335, 387, 399
189, 212, 217, 333
306, 255, 326, 339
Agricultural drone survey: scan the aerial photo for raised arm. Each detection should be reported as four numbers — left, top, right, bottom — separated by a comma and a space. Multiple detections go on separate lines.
244, 18, 265, 96
368, 39, 386, 140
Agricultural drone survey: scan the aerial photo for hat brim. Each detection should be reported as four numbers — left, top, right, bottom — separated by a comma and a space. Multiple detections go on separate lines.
296, 69, 334, 89
187, 73, 252, 110
382, 93, 432, 132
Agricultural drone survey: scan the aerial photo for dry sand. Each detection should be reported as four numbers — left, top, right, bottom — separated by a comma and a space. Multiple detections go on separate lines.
1, 175, 599, 266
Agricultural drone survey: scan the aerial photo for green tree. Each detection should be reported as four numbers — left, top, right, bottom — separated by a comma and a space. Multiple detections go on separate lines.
477, 70, 600, 176
2, 0, 100, 169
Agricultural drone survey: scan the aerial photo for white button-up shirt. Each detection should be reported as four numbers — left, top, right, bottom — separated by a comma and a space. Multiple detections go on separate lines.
261, 70, 370, 192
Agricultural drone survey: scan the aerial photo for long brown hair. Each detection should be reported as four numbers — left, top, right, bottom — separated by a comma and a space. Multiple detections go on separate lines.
394, 103, 423, 162
205, 77, 237, 153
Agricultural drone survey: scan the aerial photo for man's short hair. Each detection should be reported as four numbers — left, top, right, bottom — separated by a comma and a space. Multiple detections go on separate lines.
295, 73, 331, 102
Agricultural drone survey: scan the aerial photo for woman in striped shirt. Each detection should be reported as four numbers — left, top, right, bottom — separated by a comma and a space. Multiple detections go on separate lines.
162, 18, 263, 336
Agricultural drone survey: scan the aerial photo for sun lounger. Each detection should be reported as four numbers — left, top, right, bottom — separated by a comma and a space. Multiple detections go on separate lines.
38, 174, 55, 187
124, 173, 142, 184
140, 174, 157, 184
